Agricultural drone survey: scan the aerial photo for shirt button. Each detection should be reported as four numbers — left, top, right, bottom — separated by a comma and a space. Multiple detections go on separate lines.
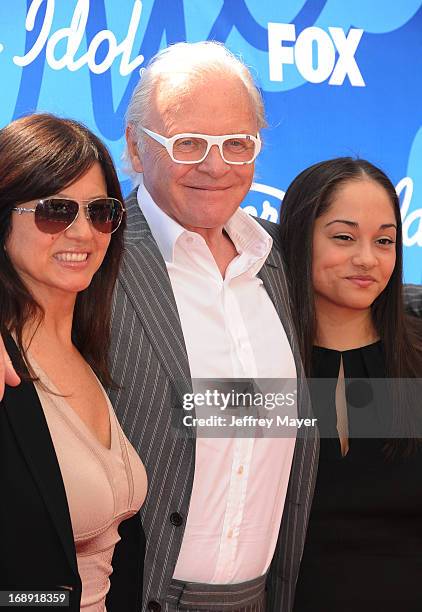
186, 235, 194, 244
227, 529, 233, 539
237, 465, 244, 475
147, 601, 161, 611
170, 512, 184, 527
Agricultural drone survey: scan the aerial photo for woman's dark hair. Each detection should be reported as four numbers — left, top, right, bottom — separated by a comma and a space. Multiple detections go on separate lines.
279, 157, 422, 381
0, 113, 125, 387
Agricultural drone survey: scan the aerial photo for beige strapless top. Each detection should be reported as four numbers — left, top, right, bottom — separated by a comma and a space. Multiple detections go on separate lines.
31, 357, 147, 612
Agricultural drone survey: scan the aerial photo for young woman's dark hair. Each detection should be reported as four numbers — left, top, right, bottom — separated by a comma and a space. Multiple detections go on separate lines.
0, 113, 125, 386
278, 157, 422, 381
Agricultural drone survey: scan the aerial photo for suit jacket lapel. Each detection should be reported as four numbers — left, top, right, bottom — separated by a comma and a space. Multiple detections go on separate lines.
120, 190, 192, 401
3, 335, 79, 578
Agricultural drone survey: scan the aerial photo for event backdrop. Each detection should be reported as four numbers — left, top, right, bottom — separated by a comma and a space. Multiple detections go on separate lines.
0, 0, 421, 282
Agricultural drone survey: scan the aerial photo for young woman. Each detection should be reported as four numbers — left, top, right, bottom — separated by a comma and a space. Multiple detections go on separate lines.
278, 158, 422, 611
0, 114, 146, 611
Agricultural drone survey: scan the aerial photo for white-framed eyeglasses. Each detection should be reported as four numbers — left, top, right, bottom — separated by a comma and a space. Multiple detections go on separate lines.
140, 127, 261, 165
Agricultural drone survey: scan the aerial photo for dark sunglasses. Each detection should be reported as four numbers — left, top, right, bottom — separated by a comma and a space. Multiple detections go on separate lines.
12, 197, 125, 234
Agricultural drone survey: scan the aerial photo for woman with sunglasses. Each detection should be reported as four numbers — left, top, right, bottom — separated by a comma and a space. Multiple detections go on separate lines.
277, 158, 422, 611
0, 114, 146, 611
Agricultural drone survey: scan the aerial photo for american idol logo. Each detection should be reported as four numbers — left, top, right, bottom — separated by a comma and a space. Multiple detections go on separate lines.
11, 2, 366, 86
12, 0, 145, 75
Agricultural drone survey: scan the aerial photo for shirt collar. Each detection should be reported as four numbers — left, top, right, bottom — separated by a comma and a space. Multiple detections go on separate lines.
225, 207, 272, 260
136, 177, 273, 266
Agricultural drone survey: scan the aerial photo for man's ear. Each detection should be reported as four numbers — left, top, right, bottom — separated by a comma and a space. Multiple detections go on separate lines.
126, 126, 144, 173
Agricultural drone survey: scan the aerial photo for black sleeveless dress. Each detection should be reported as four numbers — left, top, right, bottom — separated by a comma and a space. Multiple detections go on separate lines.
293, 342, 422, 612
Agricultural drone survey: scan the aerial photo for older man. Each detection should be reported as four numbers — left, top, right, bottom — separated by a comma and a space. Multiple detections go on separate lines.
109, 41, 317, 612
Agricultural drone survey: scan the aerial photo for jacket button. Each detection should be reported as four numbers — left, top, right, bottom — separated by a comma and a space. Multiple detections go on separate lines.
170, 511, 184, 526
147, 601, 161, 611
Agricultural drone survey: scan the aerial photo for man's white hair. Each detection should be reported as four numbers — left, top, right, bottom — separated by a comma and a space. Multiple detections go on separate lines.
123, 40, 266, 183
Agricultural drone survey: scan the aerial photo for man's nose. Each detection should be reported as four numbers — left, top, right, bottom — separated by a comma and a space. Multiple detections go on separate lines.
197, 144, 231, 176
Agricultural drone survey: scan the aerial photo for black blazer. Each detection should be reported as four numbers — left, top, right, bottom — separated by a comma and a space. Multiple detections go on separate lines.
0, 335, 144, 611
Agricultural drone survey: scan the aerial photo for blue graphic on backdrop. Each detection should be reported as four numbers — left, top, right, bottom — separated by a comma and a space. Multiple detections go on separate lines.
0, 0, 420, 281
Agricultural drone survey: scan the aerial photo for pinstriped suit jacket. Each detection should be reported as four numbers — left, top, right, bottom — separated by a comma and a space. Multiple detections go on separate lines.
108, 189, 319, 611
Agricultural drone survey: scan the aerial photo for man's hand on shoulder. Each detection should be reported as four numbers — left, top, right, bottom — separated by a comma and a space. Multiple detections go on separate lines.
0, 334, 21, 400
